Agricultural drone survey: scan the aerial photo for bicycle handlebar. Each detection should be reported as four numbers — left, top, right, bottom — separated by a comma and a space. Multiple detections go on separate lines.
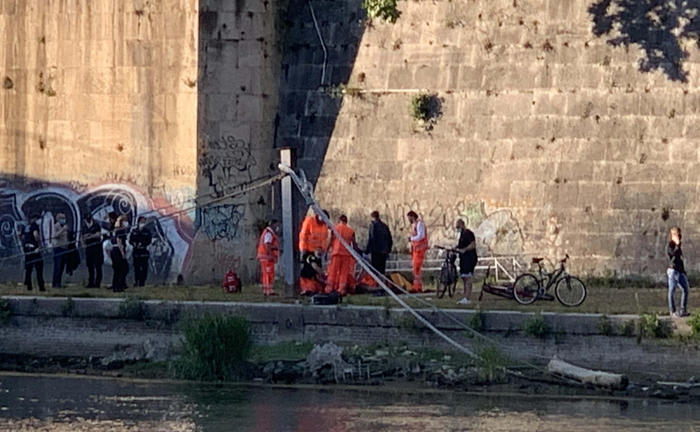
435, 245, 458, 253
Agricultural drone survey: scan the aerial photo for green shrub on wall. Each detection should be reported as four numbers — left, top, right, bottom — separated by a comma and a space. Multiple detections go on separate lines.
362, 0, 400, 23
410, 93, 443, 130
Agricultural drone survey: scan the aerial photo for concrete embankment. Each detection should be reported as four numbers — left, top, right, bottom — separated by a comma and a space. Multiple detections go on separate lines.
0, 296, 698, 378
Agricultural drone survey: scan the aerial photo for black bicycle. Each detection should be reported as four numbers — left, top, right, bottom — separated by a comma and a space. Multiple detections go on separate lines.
512, 255, 586, 307
435, 246, 458, 298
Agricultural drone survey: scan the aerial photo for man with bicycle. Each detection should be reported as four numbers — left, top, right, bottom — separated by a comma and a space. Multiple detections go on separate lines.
454, 219, 477, 305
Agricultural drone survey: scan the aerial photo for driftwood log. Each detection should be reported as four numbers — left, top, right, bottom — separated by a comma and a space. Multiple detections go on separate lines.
547, 357, 629, 390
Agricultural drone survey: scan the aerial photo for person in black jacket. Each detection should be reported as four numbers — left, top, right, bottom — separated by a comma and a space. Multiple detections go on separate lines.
81, 213, 103, 288
17, 213, 45, 291
129, 216, 152, 287
110, 215, 129, 292
667, 226, 690, 317
365, 211, 393, 276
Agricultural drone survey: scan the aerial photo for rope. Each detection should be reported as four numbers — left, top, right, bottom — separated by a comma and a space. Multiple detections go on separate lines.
0, 173, 285, 265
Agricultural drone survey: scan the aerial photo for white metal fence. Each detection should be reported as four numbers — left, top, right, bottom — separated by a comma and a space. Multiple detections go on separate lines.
386, 254, 523, 282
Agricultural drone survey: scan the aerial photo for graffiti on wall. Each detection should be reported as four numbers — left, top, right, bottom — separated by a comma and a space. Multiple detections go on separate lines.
199, 135, 257, 197
377, 200, 525, 256
195, 204, 246, 241
0, 181, 194, 281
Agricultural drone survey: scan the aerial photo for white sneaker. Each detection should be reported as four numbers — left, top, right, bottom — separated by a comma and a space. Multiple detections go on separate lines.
457, 298, 471, 305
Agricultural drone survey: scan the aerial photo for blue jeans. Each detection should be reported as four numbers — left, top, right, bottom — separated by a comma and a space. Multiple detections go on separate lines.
667, 268, 689, 314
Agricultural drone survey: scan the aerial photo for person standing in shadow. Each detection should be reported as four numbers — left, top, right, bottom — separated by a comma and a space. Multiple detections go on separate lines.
51, 213, 69, 288
129, 216, 152, 287
110, 215, 129, 292
81, 213, 103, 288
18, 213, 45, 292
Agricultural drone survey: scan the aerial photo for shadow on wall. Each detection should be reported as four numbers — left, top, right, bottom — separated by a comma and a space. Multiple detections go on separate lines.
274, 0, 367, 186
589, 0, 700, 82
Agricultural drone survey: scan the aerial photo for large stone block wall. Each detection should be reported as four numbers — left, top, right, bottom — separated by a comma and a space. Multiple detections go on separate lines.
307, 0, 700, 276
189, 0, 284, 283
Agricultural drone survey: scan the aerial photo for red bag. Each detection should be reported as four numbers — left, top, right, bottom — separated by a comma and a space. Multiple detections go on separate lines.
223, 269, 241, 293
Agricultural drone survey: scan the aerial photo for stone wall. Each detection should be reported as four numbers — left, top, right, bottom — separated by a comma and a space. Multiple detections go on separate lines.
290, 0, 700, 276
189, 0, 283, 282
0, 0, 284, 284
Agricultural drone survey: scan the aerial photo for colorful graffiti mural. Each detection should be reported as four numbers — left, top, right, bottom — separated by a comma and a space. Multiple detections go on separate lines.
0, 181, 194, 282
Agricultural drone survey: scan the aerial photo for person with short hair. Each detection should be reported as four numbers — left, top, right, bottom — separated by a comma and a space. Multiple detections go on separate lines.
81, 213, 103, 288
667, 226, 690, 317
325, 215, 357, 296
365, 210, 393, 276
129, 216, 152, 287
407, 211, 428, 293
454, 219, 478, 305
18, 213, 44, 292
257, 219, 280, 296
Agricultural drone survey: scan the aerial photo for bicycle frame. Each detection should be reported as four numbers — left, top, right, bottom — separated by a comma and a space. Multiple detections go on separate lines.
534, 259, 567, 294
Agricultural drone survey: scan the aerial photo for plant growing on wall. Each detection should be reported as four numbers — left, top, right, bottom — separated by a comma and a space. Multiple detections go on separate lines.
362, 0, 400, 23
410, 93, 443, 131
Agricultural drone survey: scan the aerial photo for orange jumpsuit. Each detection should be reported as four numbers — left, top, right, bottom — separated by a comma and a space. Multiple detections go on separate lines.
299, 216, 329, 254
325, 222, 356, 296
410, 219, 428, 292
257, 227, 279, 295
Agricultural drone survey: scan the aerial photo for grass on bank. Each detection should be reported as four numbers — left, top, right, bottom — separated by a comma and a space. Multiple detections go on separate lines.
0, 278, 680, 315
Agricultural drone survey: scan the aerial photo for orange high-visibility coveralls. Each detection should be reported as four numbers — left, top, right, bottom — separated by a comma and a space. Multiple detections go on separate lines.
257, 227, 279, 295
325, 222, 356, 296
299, 216, 329, 254
409, 219, 428, 292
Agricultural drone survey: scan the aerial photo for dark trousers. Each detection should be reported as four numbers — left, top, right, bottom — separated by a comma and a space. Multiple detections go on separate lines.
24, 252, 45, 291
133, 255, 149, 287
110, 249, 129, 291
85, 246, 103, 287
52, 247, 67, 287
371, 252, 388, 275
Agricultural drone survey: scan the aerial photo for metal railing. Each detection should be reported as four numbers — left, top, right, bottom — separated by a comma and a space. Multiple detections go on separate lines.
386, 254, 523, 282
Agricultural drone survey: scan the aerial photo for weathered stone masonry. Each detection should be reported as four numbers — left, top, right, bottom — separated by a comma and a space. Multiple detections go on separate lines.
2, 0, 700, 283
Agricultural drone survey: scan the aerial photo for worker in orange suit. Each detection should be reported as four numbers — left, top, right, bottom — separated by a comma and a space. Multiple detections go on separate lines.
299, 209, 329, 295
407, 210, 428, 293
325, 214, 357, 296
257, 219, 280, 296
299, 209, 329, 255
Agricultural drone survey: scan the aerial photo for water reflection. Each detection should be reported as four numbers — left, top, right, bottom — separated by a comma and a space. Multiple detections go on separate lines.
0, 374, 698, 431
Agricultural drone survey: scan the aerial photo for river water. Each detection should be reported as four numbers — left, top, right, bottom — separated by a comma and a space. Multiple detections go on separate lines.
0, 374, 698, 431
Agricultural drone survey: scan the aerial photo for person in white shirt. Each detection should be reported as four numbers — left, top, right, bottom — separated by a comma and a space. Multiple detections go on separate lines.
407, 211, 428, 293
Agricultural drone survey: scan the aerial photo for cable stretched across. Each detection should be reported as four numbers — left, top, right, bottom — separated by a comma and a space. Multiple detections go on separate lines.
0, 173, 285, 266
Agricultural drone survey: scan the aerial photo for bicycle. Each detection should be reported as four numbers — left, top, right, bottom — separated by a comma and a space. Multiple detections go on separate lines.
512, 255, 586, 307
435, 246, 458, 298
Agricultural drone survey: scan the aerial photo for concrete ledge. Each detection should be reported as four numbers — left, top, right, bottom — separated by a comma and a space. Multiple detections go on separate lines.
3, 296, 637, 336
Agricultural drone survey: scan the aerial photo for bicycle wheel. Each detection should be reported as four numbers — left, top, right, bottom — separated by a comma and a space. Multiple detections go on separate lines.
512, 273, 540, 305
555, 275, 586, 307
446, 264, 457, 298
436, 265, 449, 298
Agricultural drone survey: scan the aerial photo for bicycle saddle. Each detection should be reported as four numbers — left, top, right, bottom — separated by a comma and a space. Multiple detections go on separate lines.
532, 257, 544, 264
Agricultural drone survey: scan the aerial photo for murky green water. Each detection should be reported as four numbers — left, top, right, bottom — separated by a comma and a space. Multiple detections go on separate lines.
0, 374, 698, 431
